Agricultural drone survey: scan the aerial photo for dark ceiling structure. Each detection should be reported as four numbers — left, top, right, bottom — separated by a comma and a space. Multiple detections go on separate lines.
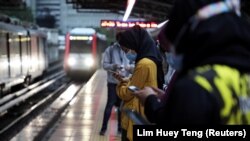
0, 0, 249, 23
66, 0, 174, 22
66, 0, 250, 23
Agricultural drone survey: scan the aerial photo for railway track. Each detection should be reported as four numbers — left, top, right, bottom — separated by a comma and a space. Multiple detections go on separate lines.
0, 70, 85, 141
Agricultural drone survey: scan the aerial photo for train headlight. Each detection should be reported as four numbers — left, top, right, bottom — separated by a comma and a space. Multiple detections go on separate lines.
84, 57, 94, 67
68, 58, 76, 66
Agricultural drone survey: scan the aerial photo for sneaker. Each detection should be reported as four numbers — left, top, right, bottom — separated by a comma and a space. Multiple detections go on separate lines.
99, 129, 106, 136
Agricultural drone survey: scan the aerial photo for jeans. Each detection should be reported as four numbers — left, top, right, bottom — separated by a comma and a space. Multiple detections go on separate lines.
100, 83, 121, 131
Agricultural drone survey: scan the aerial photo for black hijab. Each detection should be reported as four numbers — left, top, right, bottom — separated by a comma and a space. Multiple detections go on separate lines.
118, 25, 164, 88
165, 0, 250, 73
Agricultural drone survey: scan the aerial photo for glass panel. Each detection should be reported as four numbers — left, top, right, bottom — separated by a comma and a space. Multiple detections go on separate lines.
70, 40, 92, 53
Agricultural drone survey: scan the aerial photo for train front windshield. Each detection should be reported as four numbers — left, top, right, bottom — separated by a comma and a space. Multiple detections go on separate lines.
67, 35, 95, 70
69, 36, 92, 53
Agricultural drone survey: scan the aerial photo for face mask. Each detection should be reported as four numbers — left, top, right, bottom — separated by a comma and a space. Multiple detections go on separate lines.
126, 53, 137, 62
172, 54, 183, 71
165, 52, 183, 71
165, 52, 174, 67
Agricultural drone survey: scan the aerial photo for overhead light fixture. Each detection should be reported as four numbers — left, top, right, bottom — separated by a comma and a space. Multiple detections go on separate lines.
123, 0, 136, 21
157, 20, 169, 28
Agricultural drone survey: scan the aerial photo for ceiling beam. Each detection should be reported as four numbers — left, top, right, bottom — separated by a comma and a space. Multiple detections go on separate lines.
138, 0, 172, 8
67, 0, 173, 21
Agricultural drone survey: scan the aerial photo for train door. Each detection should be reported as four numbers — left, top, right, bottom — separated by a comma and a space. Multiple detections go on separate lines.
20, 35, 30, 76
38, 37, 46, 72
30, 35, 39, 74
36, 37, 41, 71
8, 33, 22, 78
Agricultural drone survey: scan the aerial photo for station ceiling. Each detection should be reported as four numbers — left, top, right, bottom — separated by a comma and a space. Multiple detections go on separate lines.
67, 0, 250, 22
0, 0, 249, 23
66, 0, 174, 22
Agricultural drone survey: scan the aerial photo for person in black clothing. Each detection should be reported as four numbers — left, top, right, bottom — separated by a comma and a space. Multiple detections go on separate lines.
134, 0, 250, 124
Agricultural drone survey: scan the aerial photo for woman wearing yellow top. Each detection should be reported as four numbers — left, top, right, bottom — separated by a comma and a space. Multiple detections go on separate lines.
115, 25, 164, 141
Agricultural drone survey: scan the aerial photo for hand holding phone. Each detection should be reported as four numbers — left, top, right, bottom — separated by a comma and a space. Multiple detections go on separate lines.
131, 86, 158, 105
109, 70, 126, 78
111, 70, 128, 82
128, 86, 140, 92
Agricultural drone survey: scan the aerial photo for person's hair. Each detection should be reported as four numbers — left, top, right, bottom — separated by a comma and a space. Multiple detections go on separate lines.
158, 23, 171, 52
110, 42, 114, 46
116, 32, 122, 41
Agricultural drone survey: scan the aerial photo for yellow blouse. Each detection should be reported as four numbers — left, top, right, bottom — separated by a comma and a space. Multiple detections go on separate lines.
117, 58, 158, 141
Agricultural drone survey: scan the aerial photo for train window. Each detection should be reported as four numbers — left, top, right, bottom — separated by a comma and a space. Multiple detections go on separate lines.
0, 32, 8, 78
70, 39, 92, 53
0, 32, 7, 56
21, 36, 29, 74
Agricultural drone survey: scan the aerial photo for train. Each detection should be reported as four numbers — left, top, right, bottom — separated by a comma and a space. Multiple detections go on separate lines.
64, 27, 107, 78
0, 18, 60, 96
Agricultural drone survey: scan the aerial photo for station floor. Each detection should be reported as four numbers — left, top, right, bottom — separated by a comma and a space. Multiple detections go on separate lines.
48, 70, 121, 141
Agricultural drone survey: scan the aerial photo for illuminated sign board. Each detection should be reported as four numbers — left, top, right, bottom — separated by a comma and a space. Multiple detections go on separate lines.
100, 20, 158, 28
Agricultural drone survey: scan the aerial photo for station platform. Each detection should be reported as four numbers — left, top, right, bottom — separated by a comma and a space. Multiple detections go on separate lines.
47, 69, 121, 141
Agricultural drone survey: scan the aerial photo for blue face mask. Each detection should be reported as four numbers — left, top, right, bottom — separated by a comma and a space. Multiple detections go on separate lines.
165, 52, 183, 71
165, 53, 174, 67
172, 54, 183, 71
126, 53, 137, 62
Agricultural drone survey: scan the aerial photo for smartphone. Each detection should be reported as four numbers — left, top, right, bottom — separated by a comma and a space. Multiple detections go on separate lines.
117, 65, 124, 70
128, 86, 140, 92
107, 70, 117, 74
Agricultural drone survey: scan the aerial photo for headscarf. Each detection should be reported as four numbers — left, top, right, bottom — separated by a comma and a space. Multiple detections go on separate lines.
118, 25, 164, 88
157, 23, 172, 53
165, 0, 250, 72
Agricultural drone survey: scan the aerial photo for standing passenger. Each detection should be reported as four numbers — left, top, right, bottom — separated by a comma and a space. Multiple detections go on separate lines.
100, 38, 132, 135
114, 25, 164, 141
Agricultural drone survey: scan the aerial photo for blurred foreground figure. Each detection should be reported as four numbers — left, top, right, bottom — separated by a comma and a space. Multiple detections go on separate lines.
134, 0, 250, 124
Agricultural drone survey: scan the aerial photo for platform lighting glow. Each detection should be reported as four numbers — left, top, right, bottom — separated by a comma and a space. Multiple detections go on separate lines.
83, 108, 92, 119
84, 97, 92, 105
69, 97, 77, 105
61, 84, 78, 101
123, 0, 136, 21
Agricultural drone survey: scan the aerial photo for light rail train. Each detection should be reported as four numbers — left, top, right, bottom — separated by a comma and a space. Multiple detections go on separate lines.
0, 20, 50, 96
64, 27, 107, 78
